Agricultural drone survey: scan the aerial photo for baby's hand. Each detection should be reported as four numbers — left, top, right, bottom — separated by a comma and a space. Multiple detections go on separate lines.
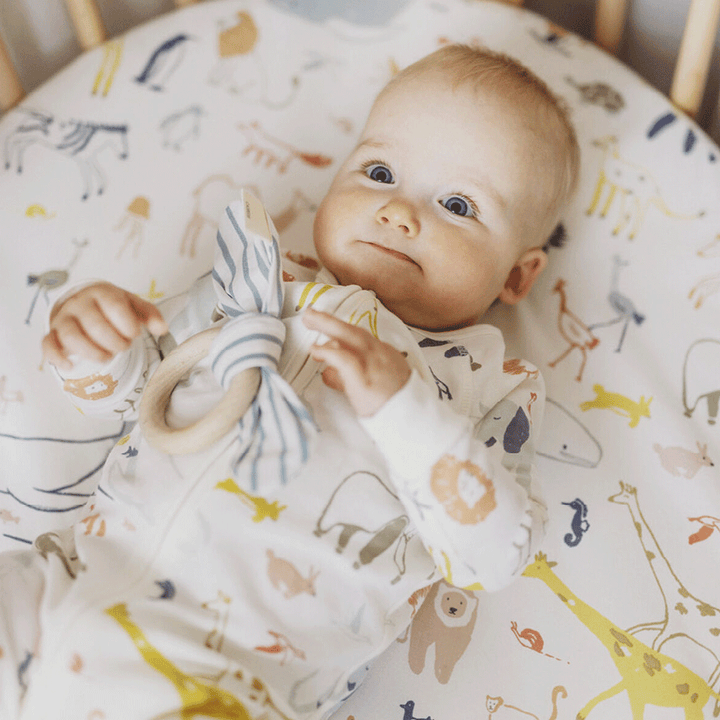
42, 282, 168, 371
303, 308, 411, 417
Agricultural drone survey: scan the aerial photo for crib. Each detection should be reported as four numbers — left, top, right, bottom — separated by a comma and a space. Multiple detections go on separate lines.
1, 1, 719, 718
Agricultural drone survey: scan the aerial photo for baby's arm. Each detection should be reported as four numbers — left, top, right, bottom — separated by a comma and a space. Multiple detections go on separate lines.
42, 282, 168, 371
305, 310, 546, 590
361, 369, 546, 591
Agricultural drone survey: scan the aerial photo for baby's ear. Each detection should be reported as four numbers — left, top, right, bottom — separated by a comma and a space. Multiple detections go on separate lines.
497, 248, 548, 305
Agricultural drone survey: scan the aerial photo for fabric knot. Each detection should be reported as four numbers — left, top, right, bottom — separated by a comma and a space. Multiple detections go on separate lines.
208, 195, 315, 490
210, 314, 285, 390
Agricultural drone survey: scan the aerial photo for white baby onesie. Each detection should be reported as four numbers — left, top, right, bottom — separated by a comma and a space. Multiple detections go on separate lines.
6, 197, 546, 720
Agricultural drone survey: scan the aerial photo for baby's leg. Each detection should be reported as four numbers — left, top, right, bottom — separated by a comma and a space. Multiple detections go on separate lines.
0, 549, 45, 719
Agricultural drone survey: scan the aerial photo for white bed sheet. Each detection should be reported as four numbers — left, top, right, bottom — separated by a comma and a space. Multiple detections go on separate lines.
1, 1, 719, 717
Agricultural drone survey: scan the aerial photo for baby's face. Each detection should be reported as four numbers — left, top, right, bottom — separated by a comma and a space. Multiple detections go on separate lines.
313, 71, 545, 331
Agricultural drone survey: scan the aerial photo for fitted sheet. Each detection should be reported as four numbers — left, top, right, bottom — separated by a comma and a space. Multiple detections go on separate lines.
1, 0, 719, 717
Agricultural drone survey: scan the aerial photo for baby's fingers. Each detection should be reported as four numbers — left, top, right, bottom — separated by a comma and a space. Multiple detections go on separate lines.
310, 340, 364, 384
91, 289, 162, 341
49, 304, 129, 365
302, 308, 372, 350
127, 294, 168, 337
41, 329, 74, 371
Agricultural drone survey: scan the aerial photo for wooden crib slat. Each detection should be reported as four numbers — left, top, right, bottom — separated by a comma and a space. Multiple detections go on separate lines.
670, 0, 720, 117
0, 33, 24, 111
63, 0, 106, 50
594, 0, 630, 54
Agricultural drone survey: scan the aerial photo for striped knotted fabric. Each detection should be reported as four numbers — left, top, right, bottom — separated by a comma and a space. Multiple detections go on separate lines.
210, 198, 315, 490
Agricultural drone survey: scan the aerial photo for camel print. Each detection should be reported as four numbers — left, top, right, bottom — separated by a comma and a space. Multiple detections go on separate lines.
201, 590, 231, 653
4, 111, 129, 200
586, 135, 705, 240
181, 174, 251, 258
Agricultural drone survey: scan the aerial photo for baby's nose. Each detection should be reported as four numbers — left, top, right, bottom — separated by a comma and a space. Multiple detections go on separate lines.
375, 200, 419, 237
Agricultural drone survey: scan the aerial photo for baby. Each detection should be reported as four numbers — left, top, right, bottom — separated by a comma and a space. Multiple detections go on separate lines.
9, 44, 578, 720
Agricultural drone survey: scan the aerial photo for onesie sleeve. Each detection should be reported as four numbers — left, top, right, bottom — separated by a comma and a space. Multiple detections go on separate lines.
47, 314, 163, 423
47, 274, 219, 422
360, 367, 547, 592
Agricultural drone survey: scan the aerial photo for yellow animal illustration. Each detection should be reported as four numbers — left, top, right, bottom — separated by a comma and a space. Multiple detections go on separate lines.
202, 591, 232, 653
434, 548, 484, 592
586, 136, 705, 240
689, 236, 720, 309
215, 478, 287, 522
580, 384, 651, 427
523, 553, 720, 719
143, 279, 164, 302
609, 482, 720, 713
92, 39, 124, 97
24, 203, 55, 219
689, 271, 720, 309
105, 603, 289, 720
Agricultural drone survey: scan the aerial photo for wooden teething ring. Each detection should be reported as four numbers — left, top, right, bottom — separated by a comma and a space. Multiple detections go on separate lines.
139, 325, 261, 455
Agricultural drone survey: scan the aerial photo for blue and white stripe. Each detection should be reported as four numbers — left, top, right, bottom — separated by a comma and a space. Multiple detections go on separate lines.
208, 200, 315, 490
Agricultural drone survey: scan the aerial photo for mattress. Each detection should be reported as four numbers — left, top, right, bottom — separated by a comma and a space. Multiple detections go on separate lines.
1, 0, 719, 717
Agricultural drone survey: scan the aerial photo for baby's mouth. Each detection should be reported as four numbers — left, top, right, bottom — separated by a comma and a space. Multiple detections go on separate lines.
360, 241, 420, 269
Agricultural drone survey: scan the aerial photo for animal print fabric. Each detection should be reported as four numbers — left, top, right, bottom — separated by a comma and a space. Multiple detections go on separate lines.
0, 0, 718, 718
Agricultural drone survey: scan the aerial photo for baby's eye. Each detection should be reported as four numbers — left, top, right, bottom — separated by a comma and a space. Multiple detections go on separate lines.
364, 163, 394, 184
441, 195, 475, 217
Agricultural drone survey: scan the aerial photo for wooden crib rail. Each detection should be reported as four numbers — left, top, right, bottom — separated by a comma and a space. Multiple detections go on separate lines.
594, 0, 630, 55
671, 0, 720, 117
0, 33, 24, 111
0, 0, 199, 111
64, 0, 106, 50
0, 0, 718, 118
594, 0, 720, 118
